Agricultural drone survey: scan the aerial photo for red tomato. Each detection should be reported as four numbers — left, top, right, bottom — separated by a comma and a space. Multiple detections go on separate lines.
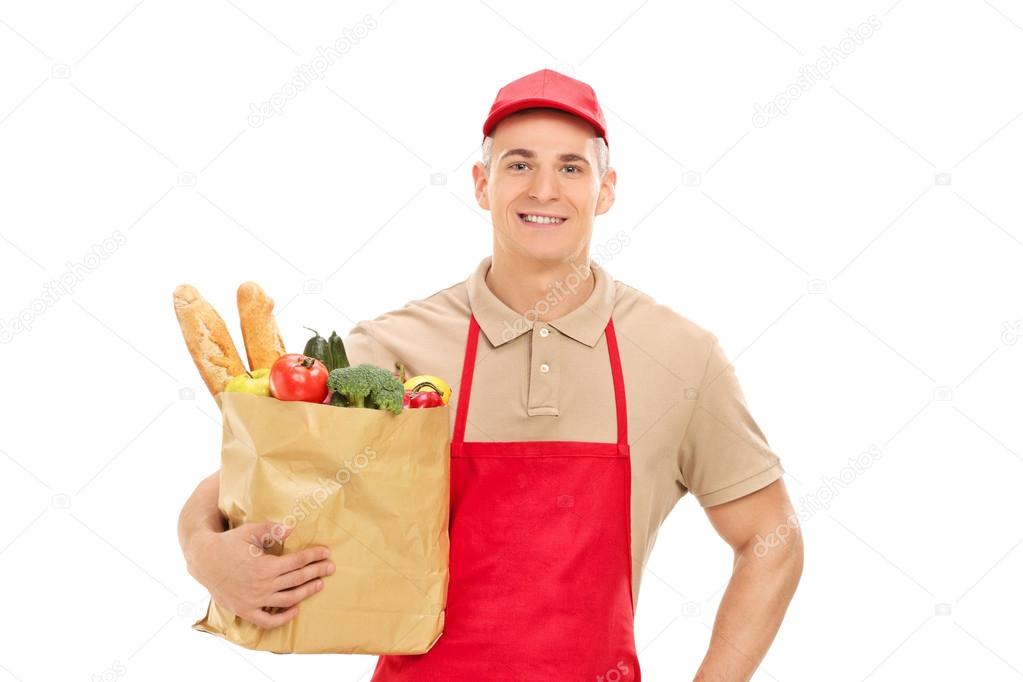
269, 354, 329, 403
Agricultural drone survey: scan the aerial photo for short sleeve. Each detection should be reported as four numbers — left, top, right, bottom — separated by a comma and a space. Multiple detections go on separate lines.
678, 334, 784, 507
341, 321, 388, 368
341, 304, 435, 379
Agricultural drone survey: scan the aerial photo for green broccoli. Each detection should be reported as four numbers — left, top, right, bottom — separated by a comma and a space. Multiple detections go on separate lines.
327, 364, 405, 415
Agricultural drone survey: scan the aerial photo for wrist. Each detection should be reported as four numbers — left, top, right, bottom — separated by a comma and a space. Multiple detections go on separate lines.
183, 527, 217, 580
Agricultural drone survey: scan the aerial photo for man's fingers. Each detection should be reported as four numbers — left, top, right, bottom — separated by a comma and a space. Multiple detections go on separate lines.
242, 604, 300, 630
273, 558, 336, 591
266, 578, 325, 608
270, 545, 331, 575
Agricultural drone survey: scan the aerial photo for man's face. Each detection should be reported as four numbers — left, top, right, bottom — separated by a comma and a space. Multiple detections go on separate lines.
473, 108, 616, 265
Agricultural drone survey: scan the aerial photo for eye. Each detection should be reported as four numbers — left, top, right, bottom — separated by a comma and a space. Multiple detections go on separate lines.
562, 165, 582, 174
508, 162, 529, 171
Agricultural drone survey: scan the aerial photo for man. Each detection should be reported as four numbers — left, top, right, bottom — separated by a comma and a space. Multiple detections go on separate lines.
178, 69, 803, 680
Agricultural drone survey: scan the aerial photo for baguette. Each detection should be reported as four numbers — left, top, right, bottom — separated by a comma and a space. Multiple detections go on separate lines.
173, 284, 246, 396
237, 282, 287, 371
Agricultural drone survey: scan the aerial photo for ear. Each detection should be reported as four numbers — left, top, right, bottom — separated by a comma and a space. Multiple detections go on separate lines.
595, 167, 616, 216
472, 162, 491, 211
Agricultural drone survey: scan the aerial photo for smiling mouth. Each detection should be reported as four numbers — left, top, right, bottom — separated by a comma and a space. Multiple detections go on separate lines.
518, 213, 567, 227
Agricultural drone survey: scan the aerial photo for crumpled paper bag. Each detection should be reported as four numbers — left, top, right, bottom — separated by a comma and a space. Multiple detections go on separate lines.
192, 391, 451, 654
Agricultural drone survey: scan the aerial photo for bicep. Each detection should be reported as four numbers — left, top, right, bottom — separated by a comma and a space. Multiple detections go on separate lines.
703, 479, 798, 553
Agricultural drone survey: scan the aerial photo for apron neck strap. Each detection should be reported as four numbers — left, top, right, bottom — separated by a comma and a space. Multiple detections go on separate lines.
452, 314, 629, 447
604, 315, 629, 447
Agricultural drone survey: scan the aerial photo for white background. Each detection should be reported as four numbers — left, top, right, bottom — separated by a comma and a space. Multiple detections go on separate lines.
1, 1, 1021, 680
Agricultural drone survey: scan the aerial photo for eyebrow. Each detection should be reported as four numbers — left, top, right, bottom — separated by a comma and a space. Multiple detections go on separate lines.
498, 148, 591, 166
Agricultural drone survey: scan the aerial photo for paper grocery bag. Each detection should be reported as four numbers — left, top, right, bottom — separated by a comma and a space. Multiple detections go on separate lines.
192, 391, 451, 655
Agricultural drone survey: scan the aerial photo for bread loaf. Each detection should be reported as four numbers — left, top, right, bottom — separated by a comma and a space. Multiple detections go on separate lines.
173, 284, 246, 396
237, 282, 287, 371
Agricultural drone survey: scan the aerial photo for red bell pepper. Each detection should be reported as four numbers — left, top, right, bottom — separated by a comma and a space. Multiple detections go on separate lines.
404, 381, 445, 409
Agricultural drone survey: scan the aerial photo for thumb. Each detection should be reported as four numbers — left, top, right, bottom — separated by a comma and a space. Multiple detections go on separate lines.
239, 520, 292, 549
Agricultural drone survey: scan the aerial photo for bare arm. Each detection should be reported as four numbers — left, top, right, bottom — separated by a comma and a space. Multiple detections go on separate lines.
178, 470, 226, 567
177, 470, 336, 629
694, 479, 803, 681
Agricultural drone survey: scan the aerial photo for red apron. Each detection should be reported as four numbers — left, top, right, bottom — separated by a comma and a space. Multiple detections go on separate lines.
372, 313, 640, 681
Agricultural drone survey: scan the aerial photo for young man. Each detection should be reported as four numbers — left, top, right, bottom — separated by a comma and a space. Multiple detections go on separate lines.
178, 69, 803, 680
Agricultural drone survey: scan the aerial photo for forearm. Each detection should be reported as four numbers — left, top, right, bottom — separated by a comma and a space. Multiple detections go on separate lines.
177, 470, 225, 573
694, 536, 803, 681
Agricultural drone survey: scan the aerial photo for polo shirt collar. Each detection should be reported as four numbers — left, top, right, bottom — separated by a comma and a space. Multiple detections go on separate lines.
466, 256, 616, 348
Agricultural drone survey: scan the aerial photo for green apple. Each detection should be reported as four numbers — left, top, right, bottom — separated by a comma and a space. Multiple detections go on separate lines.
226, 368, 271, 396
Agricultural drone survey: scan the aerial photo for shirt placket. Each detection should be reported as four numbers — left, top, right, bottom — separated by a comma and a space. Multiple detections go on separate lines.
527, 322, 560, 416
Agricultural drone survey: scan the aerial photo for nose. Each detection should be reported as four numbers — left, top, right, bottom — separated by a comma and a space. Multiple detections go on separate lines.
528, 165, 559, 203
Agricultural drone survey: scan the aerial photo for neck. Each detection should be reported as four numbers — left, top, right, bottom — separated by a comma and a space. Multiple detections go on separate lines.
485, 249, 595, 322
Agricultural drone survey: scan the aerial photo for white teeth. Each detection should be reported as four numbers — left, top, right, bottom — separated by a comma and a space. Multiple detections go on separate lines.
521, 214, 564, 224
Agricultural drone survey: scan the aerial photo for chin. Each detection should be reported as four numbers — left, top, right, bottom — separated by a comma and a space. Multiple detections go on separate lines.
519, 243, 580, 264
498, 222, 588, 263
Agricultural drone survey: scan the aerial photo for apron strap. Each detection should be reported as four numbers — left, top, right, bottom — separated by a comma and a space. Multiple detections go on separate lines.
452, 314, 483, 448
605, 317, 629, 448
452, 313, 628, 448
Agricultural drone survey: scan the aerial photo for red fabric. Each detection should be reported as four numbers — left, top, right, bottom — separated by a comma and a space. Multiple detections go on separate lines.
482, 68, 610, 149
373, 314, 640, 681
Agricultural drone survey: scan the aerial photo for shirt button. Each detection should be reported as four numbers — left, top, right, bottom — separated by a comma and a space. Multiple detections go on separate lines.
539, 327, 550, 337
539, 362, 550, 374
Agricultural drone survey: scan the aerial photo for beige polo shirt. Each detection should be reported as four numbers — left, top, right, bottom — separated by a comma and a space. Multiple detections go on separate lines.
342, 255, 784, 603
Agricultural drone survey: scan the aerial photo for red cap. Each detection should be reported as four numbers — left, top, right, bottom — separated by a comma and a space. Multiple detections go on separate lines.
482, 69, 608, 148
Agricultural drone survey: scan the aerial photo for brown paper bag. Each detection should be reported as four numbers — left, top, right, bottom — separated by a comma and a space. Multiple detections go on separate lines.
192, 391, 451, 654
